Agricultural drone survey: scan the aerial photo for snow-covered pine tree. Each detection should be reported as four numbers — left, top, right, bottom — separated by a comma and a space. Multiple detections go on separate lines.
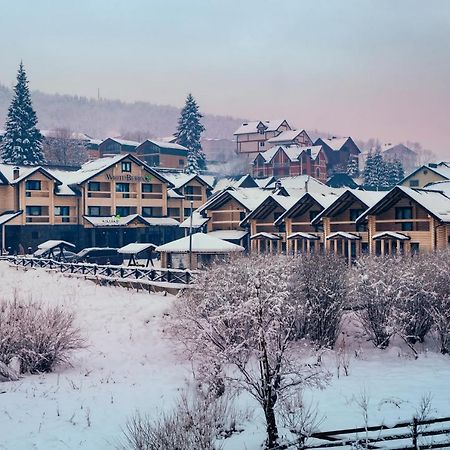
346, 157, 359, 177
1, 62, 45, 165
363, 151, 375, 189
176, 94, 206, 174
371, 147, 384, 191
394, 159, 405, 184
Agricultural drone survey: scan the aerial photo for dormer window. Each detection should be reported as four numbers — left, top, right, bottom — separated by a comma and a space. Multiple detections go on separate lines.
121, 161, 132, 172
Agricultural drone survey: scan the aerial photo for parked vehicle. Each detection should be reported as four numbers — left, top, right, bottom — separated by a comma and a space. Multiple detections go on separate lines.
33, 248, 77, 262
73, 247, 123, 265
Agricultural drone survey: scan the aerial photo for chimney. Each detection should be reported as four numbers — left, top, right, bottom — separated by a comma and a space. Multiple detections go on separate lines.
273, 179, 282, 193
13, 167, 20, 180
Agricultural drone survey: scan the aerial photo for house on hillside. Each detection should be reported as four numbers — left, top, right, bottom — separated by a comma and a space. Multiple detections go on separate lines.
135, 139, 188, 169
98, 138, 140, 157
233, 119, 292, 159
252, 145, 327, 181
314, 136, 361, 175
266, 129, 313, 147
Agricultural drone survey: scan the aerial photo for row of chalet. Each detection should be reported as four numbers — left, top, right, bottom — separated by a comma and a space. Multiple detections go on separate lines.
189, 175, 450, 260
0, 154, 213, 252
233, 119, 361, 179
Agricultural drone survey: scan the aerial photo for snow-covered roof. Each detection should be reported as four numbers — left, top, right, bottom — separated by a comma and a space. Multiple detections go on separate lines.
156, 233, 244, 253
424, 180, 450, 196
256, 145, 323, 163
142, 217, 180, 227
234, 119, 289, 135
264, 175, 332, 194
159, 171, 212, 190
356, 186, 450, 224
179, 211, 210, 229
266, 129, 307, 144
241, 193, 300, 224
287, 232, 320, 240
403, 162, 450, 184
372, 231, 410, 241
207, 230, 248, 240
200, 187, 271, 213
213, 174, 258, 192
380, 143, 417, 156
137, 139, 187, 151
118, 243, 157, 254
254, 177, 276, 188
318, 137, 351, 151
84, 214, 143, 227
107, 138, 140, 147
0, 211, 22, 226
37, 240, 76, 250
250, 232, 282, 240
326, 231, 361, 240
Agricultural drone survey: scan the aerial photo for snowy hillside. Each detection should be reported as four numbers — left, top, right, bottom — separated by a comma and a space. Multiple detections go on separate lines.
0, 264, 449, 450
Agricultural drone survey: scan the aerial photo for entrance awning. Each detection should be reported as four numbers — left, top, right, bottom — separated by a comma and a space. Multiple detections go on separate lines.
118, 243, 157, 254
326, 231, 361, 240
250, 232, 282, 240
0, 210, 22, 226
287, 232, 320, 241
207, 230, 248, 240
83, 214, 179, 228
373, 231, 410, 241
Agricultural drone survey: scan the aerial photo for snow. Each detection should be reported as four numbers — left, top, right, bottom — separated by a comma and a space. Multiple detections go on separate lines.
37, 240, 76, 250
159, 171, 212, 189
250, 232, 282, 240
233, 119, 288, 135
179, 211, 210, 228
287, 231, 320, 240
1, 265, 450, 449
141, 216, 179, 227
266, 129, 307, 144
327, 231, 361, 240
156, 233, 245, 253
318, 136, 351, 151
0, 210, 22, 226
256, 145, 323, 163
207, 230, 248, 240
137, 139, 187, 152
117, 243, 156, 254
373, 231, 410, 240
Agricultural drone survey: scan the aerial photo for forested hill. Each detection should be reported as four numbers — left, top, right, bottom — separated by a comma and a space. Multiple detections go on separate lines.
0, 84, 244, 140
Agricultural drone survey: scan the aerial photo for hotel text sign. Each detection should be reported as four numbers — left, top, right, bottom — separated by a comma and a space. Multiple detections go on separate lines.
105, 173, 152, 182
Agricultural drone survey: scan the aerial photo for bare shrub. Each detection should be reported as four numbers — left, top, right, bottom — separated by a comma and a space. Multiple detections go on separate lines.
119, 389, 242, 450
0, 295, 84, 374
292, 254, 349, 348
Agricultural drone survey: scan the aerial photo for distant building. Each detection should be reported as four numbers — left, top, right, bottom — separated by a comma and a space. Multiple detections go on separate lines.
359, 143, 418, 174
201, 138, 235, 162
252, 145, 327, 182
326, 173, 360, 189
314, 137, 361, 175
233, 119, 292, 159
135, 139, 188, 169
400, 162, 450, 188
98, 138, 140, 157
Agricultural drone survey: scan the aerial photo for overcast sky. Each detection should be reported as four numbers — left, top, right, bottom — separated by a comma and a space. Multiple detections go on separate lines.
1, 0, 449, 157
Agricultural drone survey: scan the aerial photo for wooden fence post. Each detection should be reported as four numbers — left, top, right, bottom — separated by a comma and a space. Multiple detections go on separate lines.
412, 417, 418, 449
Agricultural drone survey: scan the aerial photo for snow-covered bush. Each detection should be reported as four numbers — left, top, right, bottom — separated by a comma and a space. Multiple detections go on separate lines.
292, 254, 349, 348
425, 251, 450, 354
120, 390, 240, 450
351, 256, 402, 348
172, 254, 329, 449
0, 295, 84, 373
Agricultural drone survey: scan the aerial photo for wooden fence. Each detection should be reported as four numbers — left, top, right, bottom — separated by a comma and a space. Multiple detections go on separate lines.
276, 416, 450, 449
0, 256, 196, 285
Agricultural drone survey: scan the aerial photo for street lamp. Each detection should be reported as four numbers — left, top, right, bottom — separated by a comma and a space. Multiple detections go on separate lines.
188, 200, 194, 269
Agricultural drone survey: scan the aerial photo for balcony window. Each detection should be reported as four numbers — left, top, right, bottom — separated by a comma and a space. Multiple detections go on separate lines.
88, 181, 101, 191
116, 183, 130, 198
26, 180, 41, 190
409, 180, 419, 187
142, 207, 163, 217
116, 206, 130, 217
55, 206, 70, 223
121, 161, 132, 173
395, 206, 413, 231
88, 206, 101, 216
26, 206, 42, 216
142, 183, 153, 193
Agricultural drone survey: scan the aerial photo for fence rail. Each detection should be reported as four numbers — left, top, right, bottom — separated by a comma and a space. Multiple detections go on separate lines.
278, 416, 450, 450
0, 256, 196, 286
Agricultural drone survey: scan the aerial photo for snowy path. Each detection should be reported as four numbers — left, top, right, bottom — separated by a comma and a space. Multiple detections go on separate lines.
0, 264, 449, 449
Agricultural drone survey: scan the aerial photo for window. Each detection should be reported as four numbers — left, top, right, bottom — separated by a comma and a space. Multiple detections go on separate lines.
259, 141, 265, 147
116, 206, 130, 217
179, 159, 184, 166
350, 209, 364, 222
26, 206, 42, 216
240, 211, 246, 221
88, 181, 100, 191
88, 206, 101, 216
411, 243, 420, 254
121, 161, 132, 172
395, 206, 413, 231
142, 183, 153, 193
25, 180, 41, 190
309, 210, 319, 222
409, 180, 419, 187
116, 183, 130, 198
184, 208, 192, 218
142, 207, 163, 217
146, 155, 159, 166
55, 206, 70, 223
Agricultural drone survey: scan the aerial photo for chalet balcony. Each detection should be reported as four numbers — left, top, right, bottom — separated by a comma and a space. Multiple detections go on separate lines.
26, 216, 50, 223
88, 191, 111, 198
26, 190, 50, 198
54, 216, 78, 224
142, 192, 163, 200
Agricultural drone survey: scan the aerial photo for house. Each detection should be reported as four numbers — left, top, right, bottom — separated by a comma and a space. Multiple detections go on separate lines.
252, 145, 327, 181
326, 173, 360, 189
201, 138, 235, 162
356, 185, 450, 255
266, 129, 313, 147
233, 119, 292, 159
400, 162, 450, 188
311, 190, 386, 261
0, 154, 183, 252
314, 136, 361, 175
98, 138, 140, 157
135, 139, 188, 169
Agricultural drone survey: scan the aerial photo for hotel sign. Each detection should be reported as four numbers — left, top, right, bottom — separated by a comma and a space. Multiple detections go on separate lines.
105, 173, 152, 182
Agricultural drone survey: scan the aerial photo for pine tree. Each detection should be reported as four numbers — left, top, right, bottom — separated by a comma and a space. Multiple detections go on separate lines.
1, 62, 45, 165
363, 151, 375, 189
394, 159, 405, 184
346, 157, 359, 177
176, 93, 206, 174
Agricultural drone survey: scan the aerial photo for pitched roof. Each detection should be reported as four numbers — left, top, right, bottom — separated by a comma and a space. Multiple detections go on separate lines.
213, 174, 258, 192
136, 139, 188, 152
158, 171, 213, 190
105, 138, 140, 147
156, 233, 245, 253
266, 129, 310, 144
255, 145, 323, 163
234, 119, 289, 135
118, 243, 157, 254
401, 162, 450, 184
316, 137, 351, 151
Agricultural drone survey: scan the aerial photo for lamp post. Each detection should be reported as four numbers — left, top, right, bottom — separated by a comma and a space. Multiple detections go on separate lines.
188, 200, 194, 269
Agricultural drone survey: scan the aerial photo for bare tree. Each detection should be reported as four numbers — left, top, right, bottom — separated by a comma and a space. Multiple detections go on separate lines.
172, 254, 329, 449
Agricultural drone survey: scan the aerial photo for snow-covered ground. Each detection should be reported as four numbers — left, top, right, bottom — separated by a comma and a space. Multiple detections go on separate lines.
0, 263, 449, 449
